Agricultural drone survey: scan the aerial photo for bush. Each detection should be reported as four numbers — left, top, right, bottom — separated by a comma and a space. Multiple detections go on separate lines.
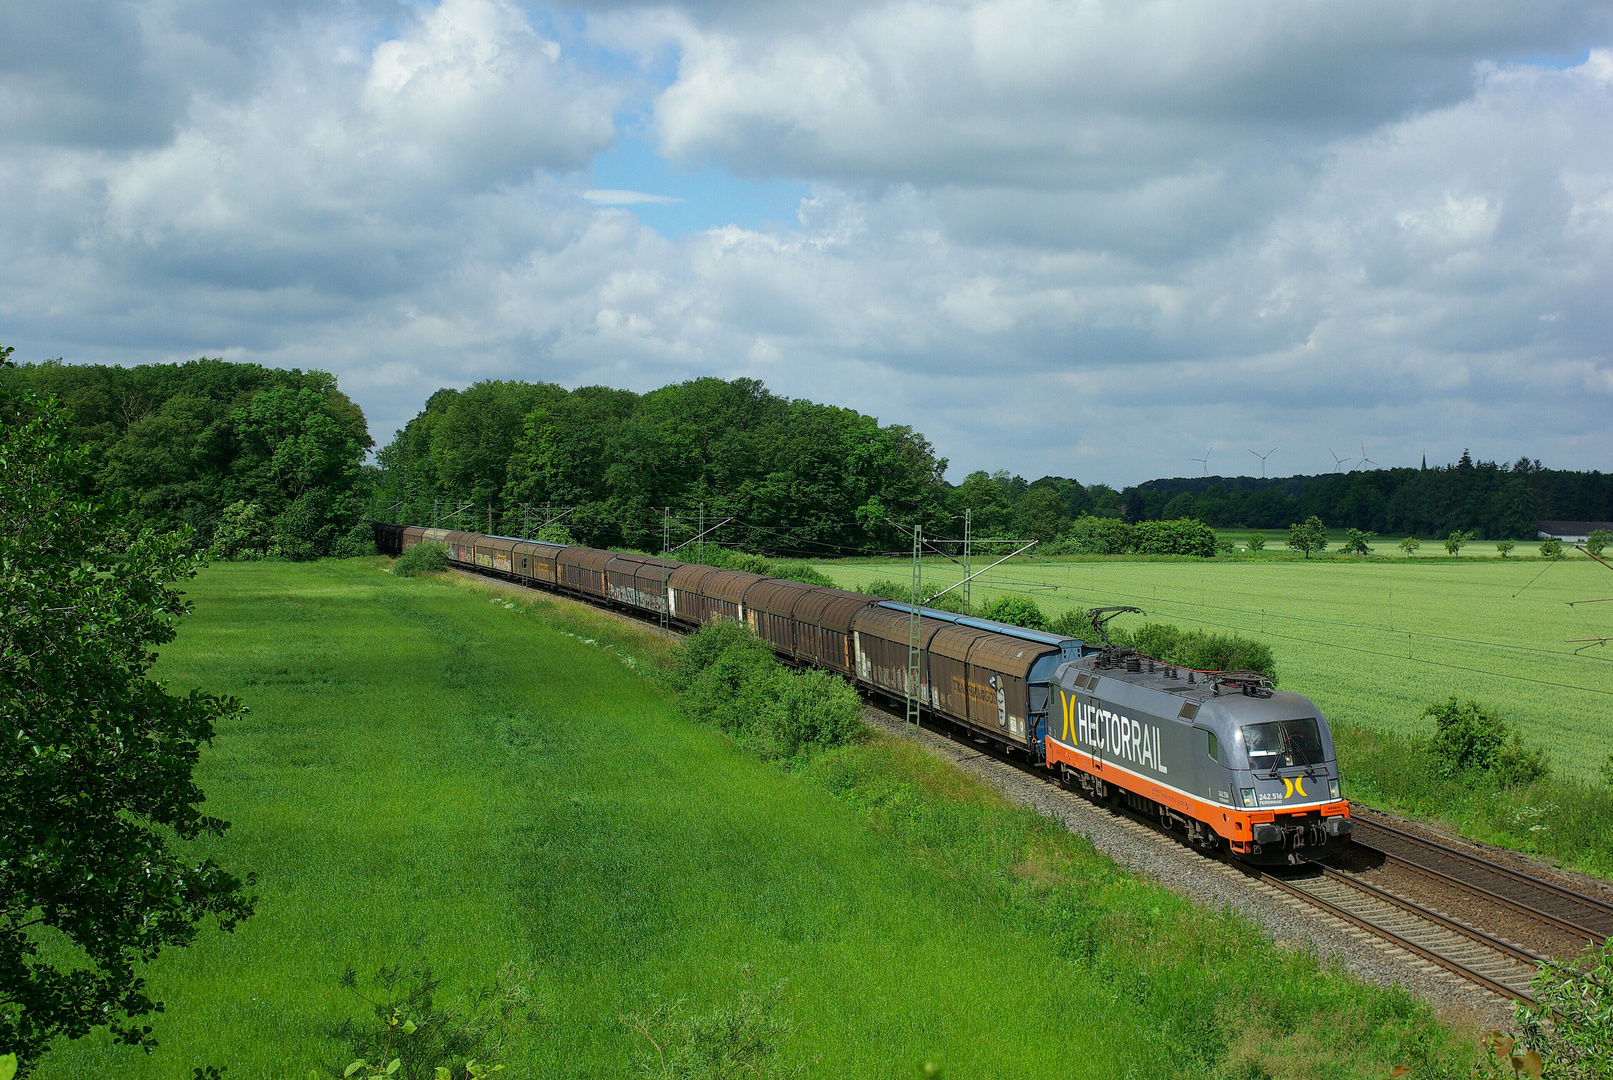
1508, 938, 1613, 1079
857, 578, 966, 613
669, 622, 865, 759
1540, 537, 1564, 559
1245, 534, 1266, 552
1131, 518, 1217, 557
1342, 528, 1376, 556
1123, 622, 1277, 680
979, 594, 1048, 630
1588, 528, 1610, 558
679, 545, 834, 587
1047, 608, 1102, 641
1398, 536, 1421, 554
1424, 697, 1548, 787
394, 541, 449, 576
622, 975, 804, 1080
1443, 529, 1473, 555
1495, 539, 1516, 558
212, 500, 272, 560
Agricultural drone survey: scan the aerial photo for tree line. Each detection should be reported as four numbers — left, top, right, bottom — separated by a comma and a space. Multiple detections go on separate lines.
0, 358, 374, 558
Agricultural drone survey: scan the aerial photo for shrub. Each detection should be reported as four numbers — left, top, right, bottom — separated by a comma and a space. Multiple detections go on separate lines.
394, 541, 449, 576
535, 524, 574, 544
1443, 529, 1473, 555
1245, 534, 1266, 552
1508, 938, 1613, 1079
212, 500, 272, 560
1286, 516, 1327, 558
1342, 528, 1376, 556
332, 520, 378, 558
679, 545, 833, 587
1398, 536, 1421, 555
621, 974, 804, 1080
857, 578, 966, 613
1047, 608, 1102, 642
1131, 518, 1217, 557
979, 594, 1048, 630
1495, 539, 1516, 558
1424, 697, 1548, 786
1124, 622, 1277, 680
1540, 537, 1564, 559
1588, 528, 1610, 557
1049, 516, 1134, 555
669, 622, 865, 759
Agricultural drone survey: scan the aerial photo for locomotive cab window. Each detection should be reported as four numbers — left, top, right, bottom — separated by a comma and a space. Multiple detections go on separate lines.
1206, 732, 1221, 764
1242, 718, 1323, 771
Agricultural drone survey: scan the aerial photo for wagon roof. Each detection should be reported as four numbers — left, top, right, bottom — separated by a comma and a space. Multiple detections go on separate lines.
793, 589, 878, 631
852, 603, 953, 646
928, 623, 1001, 663
559, 547, 614, 571
668, 563, 724, 592
964, 633, 1059, 680
696, 568, 770, 603
743, 578, 822, 617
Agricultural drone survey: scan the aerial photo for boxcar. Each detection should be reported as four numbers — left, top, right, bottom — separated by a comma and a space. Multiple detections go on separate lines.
742, 579, 821, 653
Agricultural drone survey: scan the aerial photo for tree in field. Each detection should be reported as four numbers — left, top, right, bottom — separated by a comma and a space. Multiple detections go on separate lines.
1588, 529, 1610, 557
1286, 516, 1328, 558
1398, 536, 1421, 555
1, 351, 254, 1072
1495, 539, 1516, 558
1245, 534, 1265, 552
1342, 528, 1375, 556
1443, 529, 1473, 555
1540, 537, 1564, 559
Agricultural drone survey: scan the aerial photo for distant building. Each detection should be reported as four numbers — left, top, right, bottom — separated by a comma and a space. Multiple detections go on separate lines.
1535, 520, 1613, 542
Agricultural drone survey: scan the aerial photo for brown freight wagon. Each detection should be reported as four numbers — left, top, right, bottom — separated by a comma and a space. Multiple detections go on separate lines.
557, 547, 613, 598
850, 604, 952, 708
742, 578, 821, 654
605, 553, 680, 614
789, 588, 877, 675
672, 567, 769, 626
512, 541, 563, 585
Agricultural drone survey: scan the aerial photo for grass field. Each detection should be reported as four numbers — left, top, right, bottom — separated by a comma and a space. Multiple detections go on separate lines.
815, 555, 1613, 782
31, 559, 1475, 1079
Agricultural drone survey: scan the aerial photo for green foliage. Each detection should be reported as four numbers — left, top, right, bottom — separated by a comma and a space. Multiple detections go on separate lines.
213, 500, 273, 560
1588, 529, 1610, 557
1046, 608, 1101, 642
1509, 938, 1613, 1078
1286, 515, 1328, 558
375, 377, 948, 555
1540, 537, 1564, 558
1342, 528, 1376, 556
534, 524, 574, 544
978, 595, 1049, 630
1043, 516, 1216, 556
1601, 753, 1613, 788
1121, 623, 1278, 680
1398, 536, 1421, 554
621, 974, 806, 1080
394, 542, 449, 577
855, 578, 967, 614
1245, 534, 1265, 552
0, 357, 372, 558
330, 957, 530, 1080
678, 545, 833, 587
668, 623, 865, 759
0, 381, 253, 1071
1424, 698, 1550, 787
1495, 539, 1516, 558
1443, 529, 1474, 555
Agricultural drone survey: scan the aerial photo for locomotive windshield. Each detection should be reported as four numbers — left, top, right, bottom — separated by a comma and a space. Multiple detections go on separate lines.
1242, 718, 1324, 770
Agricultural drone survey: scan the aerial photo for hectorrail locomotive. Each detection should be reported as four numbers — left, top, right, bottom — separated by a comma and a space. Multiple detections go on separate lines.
374, 523, 1352, 863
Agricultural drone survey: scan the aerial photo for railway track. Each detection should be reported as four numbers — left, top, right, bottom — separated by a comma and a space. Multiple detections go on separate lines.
455, 564, 1608, 1009
1343, 817, 1613, 947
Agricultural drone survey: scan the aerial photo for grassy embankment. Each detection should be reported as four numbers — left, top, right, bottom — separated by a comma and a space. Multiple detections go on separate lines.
820, 556, 1613, 874
35, 559, 1475, 1079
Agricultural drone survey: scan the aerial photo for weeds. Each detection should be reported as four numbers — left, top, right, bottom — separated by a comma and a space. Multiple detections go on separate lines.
621, 973, 807, 1080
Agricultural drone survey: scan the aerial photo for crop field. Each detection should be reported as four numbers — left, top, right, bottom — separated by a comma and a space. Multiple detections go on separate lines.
816, 555, 1613, 782
33, 559, 1473, 1079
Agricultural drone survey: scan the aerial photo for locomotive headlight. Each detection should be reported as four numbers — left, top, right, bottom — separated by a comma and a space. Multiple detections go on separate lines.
1239, 787, 1257, 808
1329, 778, 1341, 800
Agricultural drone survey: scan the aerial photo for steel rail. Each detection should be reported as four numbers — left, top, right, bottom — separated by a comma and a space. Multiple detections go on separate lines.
1350, 819, 1612, 945
1251, 870, 1536, 1005
1317, 867, 1546, 968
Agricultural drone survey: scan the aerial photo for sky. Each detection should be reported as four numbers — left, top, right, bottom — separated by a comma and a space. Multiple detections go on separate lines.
2, 1, 1611, 486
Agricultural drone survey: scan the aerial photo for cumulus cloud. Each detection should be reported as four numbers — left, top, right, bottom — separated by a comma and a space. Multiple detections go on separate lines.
0, 0, 1609, 483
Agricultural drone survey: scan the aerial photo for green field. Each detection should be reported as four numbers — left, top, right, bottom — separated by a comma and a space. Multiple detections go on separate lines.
815, 555, 1613, 782
32, 560, 1473, 1079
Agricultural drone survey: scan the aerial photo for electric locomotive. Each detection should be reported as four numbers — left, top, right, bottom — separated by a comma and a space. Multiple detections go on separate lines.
1044, 611, 1352, 864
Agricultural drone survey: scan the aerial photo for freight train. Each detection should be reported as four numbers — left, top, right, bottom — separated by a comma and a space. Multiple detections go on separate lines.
372, 523, 1352, 864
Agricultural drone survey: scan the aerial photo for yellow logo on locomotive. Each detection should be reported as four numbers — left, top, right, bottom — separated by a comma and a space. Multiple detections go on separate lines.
1282, 776, 1308, 799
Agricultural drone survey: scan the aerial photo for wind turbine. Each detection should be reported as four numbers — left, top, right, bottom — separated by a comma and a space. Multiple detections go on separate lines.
1328, 448, 1354, 473
1247, 447, 1276, 478
1189, 448, 1212, 476
1359, 442, 1379, 470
